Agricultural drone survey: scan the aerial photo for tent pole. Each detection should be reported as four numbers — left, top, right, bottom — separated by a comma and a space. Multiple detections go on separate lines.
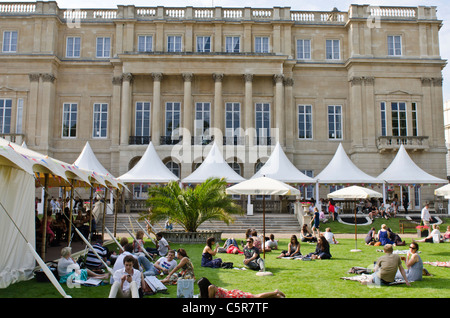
89, 187, 94, 242
102, 188, 108, 241
41, 173, 49, 259
67, 184, 74, 245
114, 189, 120, 237
263, 195, 265, 260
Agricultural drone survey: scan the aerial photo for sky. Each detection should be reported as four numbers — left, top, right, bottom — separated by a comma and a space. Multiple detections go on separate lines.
17, 0, 450, 102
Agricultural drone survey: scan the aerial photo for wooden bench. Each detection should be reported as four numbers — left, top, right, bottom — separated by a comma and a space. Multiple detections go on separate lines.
399, 219, 417, 234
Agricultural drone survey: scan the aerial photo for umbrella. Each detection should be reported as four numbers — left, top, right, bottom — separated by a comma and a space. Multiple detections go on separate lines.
328, 186, 382, 252
434, 184, 450, 215
226, 176, 300, 260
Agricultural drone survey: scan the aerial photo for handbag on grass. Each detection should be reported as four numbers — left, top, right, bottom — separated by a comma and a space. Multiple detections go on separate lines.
177, 278, 194, 298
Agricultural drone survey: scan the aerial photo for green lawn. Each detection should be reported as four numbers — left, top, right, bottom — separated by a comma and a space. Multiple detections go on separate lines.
1, 218, 450, 299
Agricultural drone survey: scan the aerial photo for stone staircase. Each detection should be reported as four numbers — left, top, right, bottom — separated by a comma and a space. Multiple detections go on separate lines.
99, 212, 301, 237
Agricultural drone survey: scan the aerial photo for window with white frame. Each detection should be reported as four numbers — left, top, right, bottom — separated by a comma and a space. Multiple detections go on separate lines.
391, 102, 407, 137
62, 103, 77, 138
138, 35, 153, 52
16, 98, 23, 134
96, 37, 110, 58
380, 102, 387, 136
135, 102, 151, 137
2, 31, 17, 52
255, 36, 269, 53
194, 102, 211, 137
165, 161, 180, 178
296, 39, 311, 60
300, 170, 314, 199
388, 35, 402, 56
165, 102, 181, 136
328, 105, 342, 139
196, 36, 211, 52
255, 103, 271, 144
167, 35, 182, 52
0, 99, 12, 133
66, 36, 81, 58
225, 36, 240, 53
412, 102, 418, 137
225, 102, 240, 137
298, 105, 313, 139
93, 103, 108, 138
326, 39, 340, 60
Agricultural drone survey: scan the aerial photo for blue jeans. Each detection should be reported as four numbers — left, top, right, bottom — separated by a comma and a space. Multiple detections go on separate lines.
138, 255, 159, 276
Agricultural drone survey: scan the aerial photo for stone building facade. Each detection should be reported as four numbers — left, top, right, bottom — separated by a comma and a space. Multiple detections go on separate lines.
0, 2, 446, 207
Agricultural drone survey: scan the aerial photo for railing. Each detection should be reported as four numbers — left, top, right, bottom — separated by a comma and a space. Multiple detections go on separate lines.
129, 136, 151, 145
0, 3, 436, 24
223, 136, 245, 146
0, 133, 25, 144
160, 135, 183, 145
377, 136, 429, 151
254, 136, 275, 146
191, 135, 214, 146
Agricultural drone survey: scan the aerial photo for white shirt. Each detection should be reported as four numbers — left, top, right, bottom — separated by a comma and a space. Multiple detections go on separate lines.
324, 231, 335, 243
155, 257, 177, 273
110, 252, 137, 284
421, 207, 431, 221
158, 237, 169, 256
112, 267, 141, 292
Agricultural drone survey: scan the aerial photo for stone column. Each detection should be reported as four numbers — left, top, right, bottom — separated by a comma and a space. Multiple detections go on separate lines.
432, 77, 444, 147
28, 73, 40, 146
349, 76, 363, 147
151, 72, 163, 146
274, 74, 285, 146
244, 74, 254, 147
182, 72, 193, 146
213, 73, 224, 146
363, 77, 375, 148
120, 73, 133, 145
284, 77, 294, 151
40, 73, 56, 151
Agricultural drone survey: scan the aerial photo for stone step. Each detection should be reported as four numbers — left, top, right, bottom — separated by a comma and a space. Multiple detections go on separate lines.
99, 213, 301, 236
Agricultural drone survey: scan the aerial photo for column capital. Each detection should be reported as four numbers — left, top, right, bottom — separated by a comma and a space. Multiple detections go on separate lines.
243, 73, 253, 82
41, 73, 56, 83
122, 73, 133, 83
349, 76, 362, 86
112, 76, 123, 85
182, 72, 194, 82
273, 74, 284, 84
283, 77, 294, 87
29, 73, 40, 82
212, 73, 224, 82
421, 77, 432, 87
432, 77, 443, 87
152, 72, 163, 82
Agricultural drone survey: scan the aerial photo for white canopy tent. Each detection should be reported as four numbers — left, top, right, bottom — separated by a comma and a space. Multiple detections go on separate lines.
378, 144, 448, 207
182, 142, 246, 184
315, 143, 382, 206
434, 184, 450, 215
117, 142, 179, 184
251, 142, 316, 184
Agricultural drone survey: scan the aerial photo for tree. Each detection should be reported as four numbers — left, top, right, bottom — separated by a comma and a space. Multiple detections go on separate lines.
142, 178, 244, 232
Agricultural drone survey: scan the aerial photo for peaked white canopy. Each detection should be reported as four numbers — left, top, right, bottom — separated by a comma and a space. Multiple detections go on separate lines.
118, 142, 179, 184
251, 142, 315, 184
327, 185, 383, 200
434, 183, 450, 199
315, 143, 382, 184
226, 176, 300, 196
73, 142, 122, 189
182, 142, 246, 184
377, 144, 447, 185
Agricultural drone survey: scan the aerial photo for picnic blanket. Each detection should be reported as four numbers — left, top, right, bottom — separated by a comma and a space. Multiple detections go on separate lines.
424, 261, 450, 268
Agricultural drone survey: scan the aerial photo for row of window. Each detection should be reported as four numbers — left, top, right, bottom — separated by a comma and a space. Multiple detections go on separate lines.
0, 99, 417, 141
2, 31, 404, 59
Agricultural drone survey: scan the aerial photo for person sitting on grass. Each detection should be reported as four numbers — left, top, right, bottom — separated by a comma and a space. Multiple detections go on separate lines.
201, 237, 222, 268
323, 227, 339, 244
243, 237, 265, 271
109, 255, 141, 298
308, 235, 332, 260
198, 277, 285, 298
277, 235, 301, 258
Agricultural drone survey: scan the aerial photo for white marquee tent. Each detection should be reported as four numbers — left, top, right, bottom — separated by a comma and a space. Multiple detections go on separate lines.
118, 142, 179, 184
182, 142, 246, 184
251, 142, 316, 184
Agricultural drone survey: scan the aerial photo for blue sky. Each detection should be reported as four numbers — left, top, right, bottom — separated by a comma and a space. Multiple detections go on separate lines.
19, 0, 450, 102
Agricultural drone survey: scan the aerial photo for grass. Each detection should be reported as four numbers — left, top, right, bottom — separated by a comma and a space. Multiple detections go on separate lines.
1, 217, 450, 299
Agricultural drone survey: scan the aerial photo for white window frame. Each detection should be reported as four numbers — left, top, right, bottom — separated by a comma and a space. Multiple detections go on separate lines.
66, 36, 81, 58
326, 39, 340, 60
165, 102, 181, 137
62, 103, 77, 138
225, 36, 240, 53
196, 36, 211, 53
255, 36, 269, 53
138, 35, 153, 52
328, 105, 342, 140
298, 105, 313, 139
135, 102, 151, 137
15, 98, 23, 134
0, 99, 12, 134
388, 35, 402, 56
2, 31, 17, 53
92, 103, 108, 138
194, 102, 211, 137
225, 102, 241, 137
391, 102, 407, 137
255, 103, 271, 142
165, 161, 180, 178
296, 39, 311, 60
96, 37, 111, 58
380, 101, 387, 137
167, 35, 182, 52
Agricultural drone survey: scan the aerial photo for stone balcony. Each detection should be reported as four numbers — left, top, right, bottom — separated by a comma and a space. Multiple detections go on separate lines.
0, 2, 439, 24
377, 136, 429, 152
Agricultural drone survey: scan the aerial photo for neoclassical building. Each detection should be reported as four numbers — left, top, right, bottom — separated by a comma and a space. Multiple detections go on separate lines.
0, 2, 447, 208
